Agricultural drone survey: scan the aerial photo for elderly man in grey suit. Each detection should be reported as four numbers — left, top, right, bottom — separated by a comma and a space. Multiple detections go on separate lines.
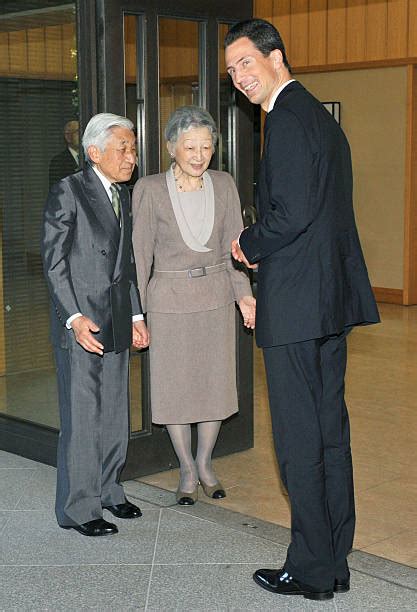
42, 113, 149, 537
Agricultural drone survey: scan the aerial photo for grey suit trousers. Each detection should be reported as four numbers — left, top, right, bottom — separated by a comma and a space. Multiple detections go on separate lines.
54, 334, 129, 526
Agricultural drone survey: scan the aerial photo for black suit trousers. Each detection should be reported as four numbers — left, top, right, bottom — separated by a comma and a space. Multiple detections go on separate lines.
263, 330, 354, 590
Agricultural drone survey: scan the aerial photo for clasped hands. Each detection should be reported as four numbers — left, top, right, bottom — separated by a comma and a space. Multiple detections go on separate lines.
71, 316, 150, 355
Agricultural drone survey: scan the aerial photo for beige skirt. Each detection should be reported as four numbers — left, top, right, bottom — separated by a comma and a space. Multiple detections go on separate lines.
147, 304, 238, 424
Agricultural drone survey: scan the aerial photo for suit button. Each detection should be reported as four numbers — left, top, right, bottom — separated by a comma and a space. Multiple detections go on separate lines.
101, 249, 106, 256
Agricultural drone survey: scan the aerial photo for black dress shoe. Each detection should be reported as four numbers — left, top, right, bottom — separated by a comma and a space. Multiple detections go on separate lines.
104, 501, 142, 519
61, 518, 118, 537
334, 577, 350, 593
253, 568, 334, 601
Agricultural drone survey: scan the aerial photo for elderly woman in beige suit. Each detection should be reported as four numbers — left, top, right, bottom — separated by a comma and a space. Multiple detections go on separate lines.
132, 106, 255, 505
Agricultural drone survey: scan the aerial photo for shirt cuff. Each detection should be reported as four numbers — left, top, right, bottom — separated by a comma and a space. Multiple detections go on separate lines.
66, 312, 82, 329
132, 314, 144, 322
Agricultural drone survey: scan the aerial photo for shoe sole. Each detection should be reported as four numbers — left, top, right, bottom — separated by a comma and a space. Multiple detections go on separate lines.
253, 574, 334, 600
60, 526, 117, 536
334, 585, 350, 593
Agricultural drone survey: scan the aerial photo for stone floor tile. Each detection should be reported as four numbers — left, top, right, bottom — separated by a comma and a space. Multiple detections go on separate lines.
349, 550, 417, 591
0, 505, 160, 566
0, 564, 150, 611
335, 570, 417, 611
0, 450, 42, 469
0, 468, 38, 510
146, 563, 337, 611
154, 508, 287, 566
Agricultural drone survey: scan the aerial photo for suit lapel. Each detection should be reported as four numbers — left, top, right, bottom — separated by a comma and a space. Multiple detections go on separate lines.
81, 165, 120, 249
112, 185, 130, 282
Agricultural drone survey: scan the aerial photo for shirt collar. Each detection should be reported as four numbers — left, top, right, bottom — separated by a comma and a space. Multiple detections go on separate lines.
92, 165, 113, 199
267, 79, 296, 113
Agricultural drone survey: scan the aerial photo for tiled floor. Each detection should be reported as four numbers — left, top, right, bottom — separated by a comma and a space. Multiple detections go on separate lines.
140, 303, 417, 568
1, 450, 416, 610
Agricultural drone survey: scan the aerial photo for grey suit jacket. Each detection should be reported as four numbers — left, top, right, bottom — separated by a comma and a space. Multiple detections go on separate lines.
41, 164, 142, 353
131, 169, 251, 314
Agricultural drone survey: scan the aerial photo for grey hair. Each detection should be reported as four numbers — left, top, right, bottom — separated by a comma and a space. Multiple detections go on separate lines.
82, 113, 134, 161
164, 106, 218, 148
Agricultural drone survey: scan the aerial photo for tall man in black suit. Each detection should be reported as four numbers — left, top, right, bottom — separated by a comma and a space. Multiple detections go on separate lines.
225, 20, 380, 600
42, 113, 149, 537
49, 120, 80, 187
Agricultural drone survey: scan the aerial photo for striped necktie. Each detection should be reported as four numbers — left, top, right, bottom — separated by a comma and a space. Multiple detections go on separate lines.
110, 183, 120, 221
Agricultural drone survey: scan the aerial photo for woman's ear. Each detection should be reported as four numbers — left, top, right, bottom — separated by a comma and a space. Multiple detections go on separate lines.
166, 142, 174, 158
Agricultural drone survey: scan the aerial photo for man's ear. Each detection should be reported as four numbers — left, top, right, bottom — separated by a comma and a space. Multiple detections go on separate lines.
271, 48, 283, 69
87, 144, 101, 163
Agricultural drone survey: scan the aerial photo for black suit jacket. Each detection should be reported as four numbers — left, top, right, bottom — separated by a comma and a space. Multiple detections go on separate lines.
240, 81, 379, 348
41, 165, 142, 353
49, 147, 79, 187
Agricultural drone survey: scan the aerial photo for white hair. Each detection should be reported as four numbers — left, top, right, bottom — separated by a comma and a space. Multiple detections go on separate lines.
82, 113, 134, 161
164, 106, 218, 148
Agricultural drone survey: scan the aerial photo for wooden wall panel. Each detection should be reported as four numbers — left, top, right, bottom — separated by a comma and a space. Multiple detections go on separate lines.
403, 65, 417, 304
366, 0, 387, 61
124, 15, 136, 83
9, 30, 27, 74
45, 25, 62, 75
387, 0, 408, 59
0, 33, 9, 73
408, 0, 417, 57
290, 0, 309, 67
27, 28, 46, 75
346, 0, 366, 63
61, 23, 76, 76
308, 0, 327, 66
254, 0, 274, 20
327, 0, 347, 64
272, 0, 291, 58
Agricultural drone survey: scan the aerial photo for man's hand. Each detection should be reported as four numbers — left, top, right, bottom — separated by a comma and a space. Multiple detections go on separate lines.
132, 320, 150, 349
71, 315, 104, 355
238, 295, 256, 329
231, 239, 258, 270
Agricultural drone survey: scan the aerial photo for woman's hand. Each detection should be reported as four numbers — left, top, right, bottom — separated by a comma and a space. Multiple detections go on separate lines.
238, 296, 256, 329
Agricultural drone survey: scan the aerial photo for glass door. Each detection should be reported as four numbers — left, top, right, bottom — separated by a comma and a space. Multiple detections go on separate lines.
97, 0, 254, 478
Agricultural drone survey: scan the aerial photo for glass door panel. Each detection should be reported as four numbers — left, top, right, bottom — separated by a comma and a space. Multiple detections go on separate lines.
0, 1, 78, 429
158, 17, 199, 171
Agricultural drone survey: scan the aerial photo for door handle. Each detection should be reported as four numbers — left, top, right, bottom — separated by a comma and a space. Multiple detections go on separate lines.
242, 204, 257, 226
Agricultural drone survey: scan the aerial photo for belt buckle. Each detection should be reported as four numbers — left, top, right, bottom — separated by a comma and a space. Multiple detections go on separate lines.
188, 266, 206, 278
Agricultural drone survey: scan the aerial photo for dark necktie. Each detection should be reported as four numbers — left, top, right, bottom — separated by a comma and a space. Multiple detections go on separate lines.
110, 183, 121, 221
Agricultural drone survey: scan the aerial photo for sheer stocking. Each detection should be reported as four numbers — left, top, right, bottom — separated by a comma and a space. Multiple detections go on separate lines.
166, 424, 198, 493
196, 420, 222, 486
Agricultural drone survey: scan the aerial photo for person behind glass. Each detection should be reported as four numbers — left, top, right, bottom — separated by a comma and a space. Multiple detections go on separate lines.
41, 113, 149, 537
49, 119, 80, 187
132, 106, 255, 505
225, 19, 380, 601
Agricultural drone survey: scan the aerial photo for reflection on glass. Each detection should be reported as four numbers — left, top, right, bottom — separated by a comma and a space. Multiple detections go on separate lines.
124, 13, 145, 433
218, 23, 235, 175
158, 18, 199, 171
0, 1, 78, 429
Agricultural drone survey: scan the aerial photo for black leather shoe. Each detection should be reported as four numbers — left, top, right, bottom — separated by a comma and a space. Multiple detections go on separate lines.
61, 518, 118, 536
253, 568, 334, 601
104, 501, 142, 519
334, 577, 350, 593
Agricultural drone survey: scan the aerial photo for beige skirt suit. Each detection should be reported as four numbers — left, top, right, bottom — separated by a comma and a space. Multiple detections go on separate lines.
132, 168, 252, 424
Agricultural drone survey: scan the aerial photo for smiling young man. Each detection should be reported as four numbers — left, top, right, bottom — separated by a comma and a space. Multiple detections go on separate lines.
42, 113, 149, 537
225, 19, 379, 600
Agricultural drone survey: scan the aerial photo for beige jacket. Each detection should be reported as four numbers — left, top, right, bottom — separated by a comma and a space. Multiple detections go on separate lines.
132, 169, 252, 314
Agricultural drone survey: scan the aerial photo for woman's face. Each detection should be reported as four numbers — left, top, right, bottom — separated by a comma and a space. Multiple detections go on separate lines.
170, 127, 213, 177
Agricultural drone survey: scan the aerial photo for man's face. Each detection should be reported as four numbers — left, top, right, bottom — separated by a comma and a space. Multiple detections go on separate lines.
88, 127, 136, 183
225, 37, 280, 111
64, 121, 79, 148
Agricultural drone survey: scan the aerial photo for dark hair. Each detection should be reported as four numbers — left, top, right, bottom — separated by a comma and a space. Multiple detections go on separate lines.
224, 18, 291, 72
